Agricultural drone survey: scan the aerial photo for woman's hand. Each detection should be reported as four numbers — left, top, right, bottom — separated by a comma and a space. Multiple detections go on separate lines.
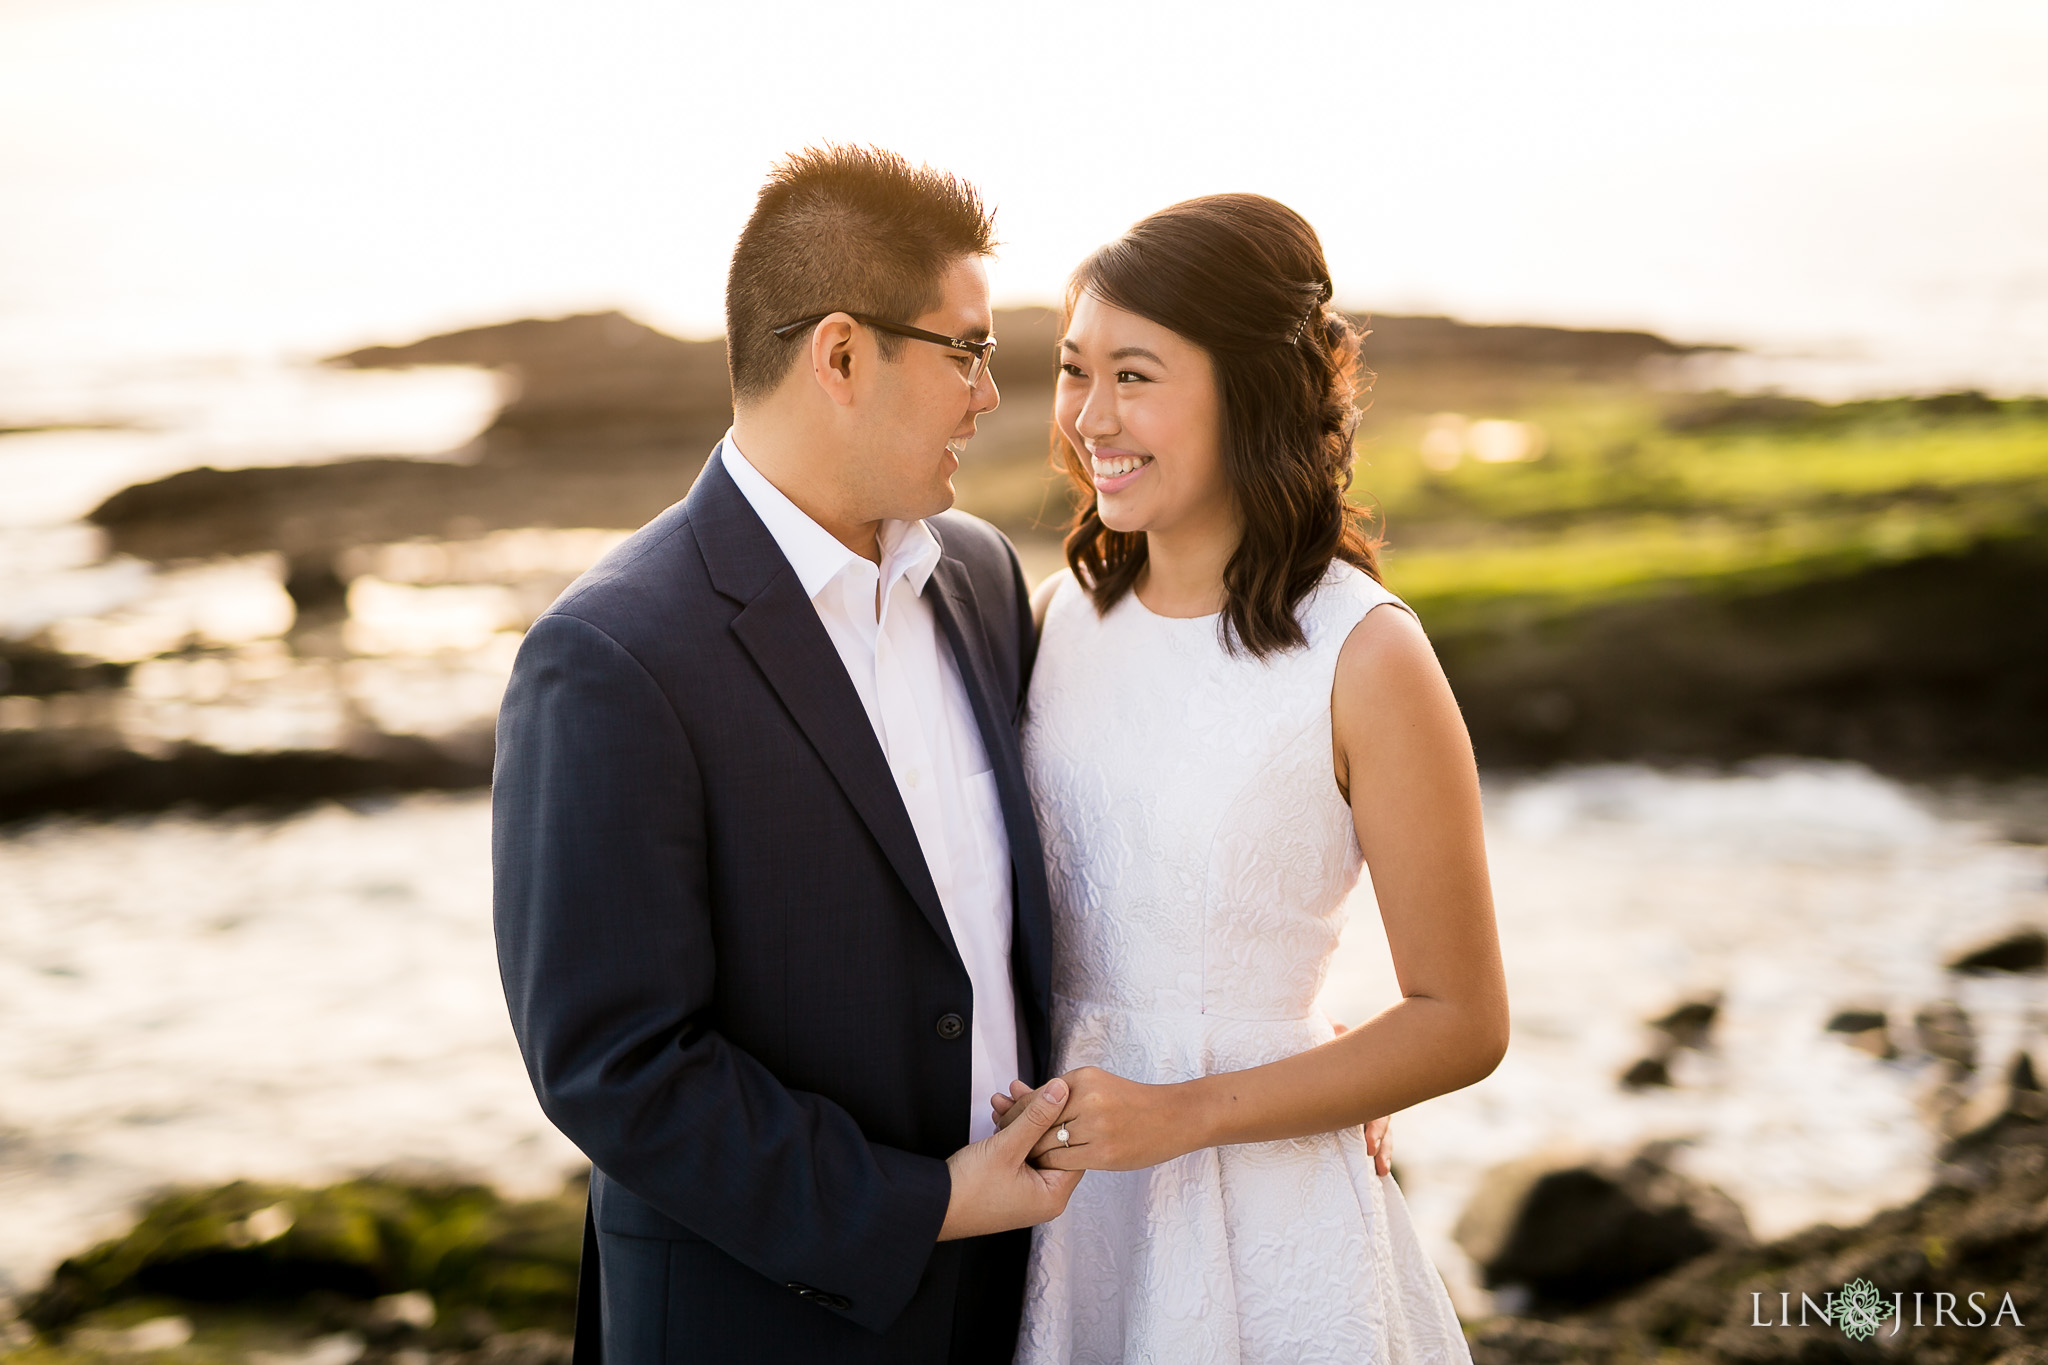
992, 1068, 1201, 1172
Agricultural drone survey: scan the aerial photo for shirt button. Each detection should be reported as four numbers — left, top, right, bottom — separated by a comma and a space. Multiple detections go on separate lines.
904, 767, 921, 789
935, 1012, 966, 1041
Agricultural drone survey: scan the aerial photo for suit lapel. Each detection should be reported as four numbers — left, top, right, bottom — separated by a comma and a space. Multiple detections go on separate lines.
689, 457, 957, 959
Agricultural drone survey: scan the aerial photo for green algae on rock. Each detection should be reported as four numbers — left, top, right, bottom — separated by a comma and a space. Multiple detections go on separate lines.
22, 1177, 585, 1336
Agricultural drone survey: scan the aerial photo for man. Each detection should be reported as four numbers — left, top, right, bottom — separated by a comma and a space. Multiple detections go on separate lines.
492, 145, 1076, 1364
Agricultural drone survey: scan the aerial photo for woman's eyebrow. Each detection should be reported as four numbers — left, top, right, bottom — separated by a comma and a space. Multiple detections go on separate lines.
1059, 338, 1164, 365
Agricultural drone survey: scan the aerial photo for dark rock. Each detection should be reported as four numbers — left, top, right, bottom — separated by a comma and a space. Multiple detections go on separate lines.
1467, 1315, 1616, 1364
1454, 1143, 1750, 1310
1663, 394, 1826, 432
283, 554, 351, 625
1666, 390, 2021, 434
89, 458, 682, 565
1653, 997, 1721, 1050
449, 1306, 501, 1350
1947, 930, 2048, 975
22, 1176, 586, 1334
1947, 1053, 2048, 1146
1917, 1001, 1979, 1075
1826, 1009, 1898, 1059
1356, 313, 1719, 376
0, 640, 131, 696
474, 1329, 573, 1365
0, 732, 493, 825
1989, 1347, 2048, 1365
1470, 1089, 2048, 1364
1922, 390, 2005, 417
1621, 1056, 1674, 1090
329, 311, 735, 467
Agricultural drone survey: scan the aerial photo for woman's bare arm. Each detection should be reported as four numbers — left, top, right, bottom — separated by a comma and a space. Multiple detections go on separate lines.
1022, 604, 1509, 1171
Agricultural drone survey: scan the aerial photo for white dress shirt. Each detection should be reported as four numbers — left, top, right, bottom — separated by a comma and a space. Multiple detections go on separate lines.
721, 435, 1021, 1142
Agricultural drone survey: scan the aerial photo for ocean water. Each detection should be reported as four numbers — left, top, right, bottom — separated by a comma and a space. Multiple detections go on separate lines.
3, 763, 2042, 1315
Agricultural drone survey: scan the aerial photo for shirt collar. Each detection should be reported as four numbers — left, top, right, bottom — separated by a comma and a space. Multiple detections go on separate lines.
720, 432, 941, 603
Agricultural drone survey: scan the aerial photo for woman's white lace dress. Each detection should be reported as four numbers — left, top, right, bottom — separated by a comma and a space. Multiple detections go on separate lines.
1014, 563, 1471, 1365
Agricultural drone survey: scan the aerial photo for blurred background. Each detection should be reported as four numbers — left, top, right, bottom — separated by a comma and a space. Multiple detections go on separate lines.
4, 1, 2048, 1360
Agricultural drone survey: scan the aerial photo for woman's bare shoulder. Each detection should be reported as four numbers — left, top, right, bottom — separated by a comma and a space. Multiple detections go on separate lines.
1333, 600, 1445, 702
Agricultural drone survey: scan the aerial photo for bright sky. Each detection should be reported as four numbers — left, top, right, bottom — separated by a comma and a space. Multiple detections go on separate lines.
2, 0, 2046, 386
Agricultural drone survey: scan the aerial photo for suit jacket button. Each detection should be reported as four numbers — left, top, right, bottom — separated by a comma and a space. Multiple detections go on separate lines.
935, 1012, 966, 1040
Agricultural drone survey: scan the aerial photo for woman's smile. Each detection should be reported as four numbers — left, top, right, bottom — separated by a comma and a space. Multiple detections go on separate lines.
1089, 445, 1154, 492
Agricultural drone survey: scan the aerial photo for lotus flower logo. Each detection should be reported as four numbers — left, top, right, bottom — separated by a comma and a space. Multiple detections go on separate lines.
1835, 1278, 1895, 1342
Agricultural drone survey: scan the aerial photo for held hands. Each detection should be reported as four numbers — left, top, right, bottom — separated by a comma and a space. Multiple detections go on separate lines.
989, 1067, 1199, 1173
990, 1022, 1395, 1177
936, 1078, 1083, 1241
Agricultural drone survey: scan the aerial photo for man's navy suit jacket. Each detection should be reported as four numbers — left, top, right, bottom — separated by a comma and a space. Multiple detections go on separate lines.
491, 453, 1056, 1362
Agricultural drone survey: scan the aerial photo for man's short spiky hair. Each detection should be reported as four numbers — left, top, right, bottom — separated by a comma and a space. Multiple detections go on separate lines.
725, 144, 997, 401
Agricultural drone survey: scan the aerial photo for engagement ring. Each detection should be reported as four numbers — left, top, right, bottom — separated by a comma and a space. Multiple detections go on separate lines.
1056, 1126, 1070, 1146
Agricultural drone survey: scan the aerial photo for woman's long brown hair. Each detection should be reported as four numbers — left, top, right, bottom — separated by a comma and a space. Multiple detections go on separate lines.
1059, 193, 1381, 657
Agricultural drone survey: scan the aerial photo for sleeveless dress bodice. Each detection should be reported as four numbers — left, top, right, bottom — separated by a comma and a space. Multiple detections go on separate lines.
1015, 562, 1471, 1365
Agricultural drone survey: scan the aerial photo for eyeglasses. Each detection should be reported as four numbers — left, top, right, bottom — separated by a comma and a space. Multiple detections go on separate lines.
770, 311, 997, 388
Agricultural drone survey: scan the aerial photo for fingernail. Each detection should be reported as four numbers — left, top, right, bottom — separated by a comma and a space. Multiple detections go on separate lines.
1044, 1078, 1068, 1104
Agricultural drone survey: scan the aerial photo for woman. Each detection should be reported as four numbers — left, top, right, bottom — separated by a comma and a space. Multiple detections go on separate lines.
991, 195, 1507, 1363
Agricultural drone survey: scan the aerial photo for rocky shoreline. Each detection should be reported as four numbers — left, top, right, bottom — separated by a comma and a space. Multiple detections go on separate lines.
9, 1100, 2042, 1364
1454, 927, 2048, 1363
4, 310, 2043, 821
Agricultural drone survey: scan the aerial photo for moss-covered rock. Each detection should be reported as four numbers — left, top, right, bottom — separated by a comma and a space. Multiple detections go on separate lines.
21, 1176, 584, 1336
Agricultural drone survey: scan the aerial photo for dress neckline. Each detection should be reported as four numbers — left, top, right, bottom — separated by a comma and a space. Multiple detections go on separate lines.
1123, 584, 1222, 625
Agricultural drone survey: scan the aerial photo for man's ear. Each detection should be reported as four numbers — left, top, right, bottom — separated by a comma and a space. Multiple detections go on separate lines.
808, 313, 860, 408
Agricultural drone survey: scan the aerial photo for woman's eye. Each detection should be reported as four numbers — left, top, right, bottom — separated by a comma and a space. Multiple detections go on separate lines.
1116, 370, 1149, 384
1058, 362, 1087, 379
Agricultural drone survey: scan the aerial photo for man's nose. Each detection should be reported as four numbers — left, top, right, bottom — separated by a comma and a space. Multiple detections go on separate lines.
975, 369, 1000, 415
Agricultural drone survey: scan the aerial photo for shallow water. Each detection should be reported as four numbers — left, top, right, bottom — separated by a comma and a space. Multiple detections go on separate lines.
1325, 762, 2048, 1312
3, 762, 2042, 1314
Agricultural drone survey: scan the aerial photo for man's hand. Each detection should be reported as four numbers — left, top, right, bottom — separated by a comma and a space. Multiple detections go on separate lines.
1364, 1114, 1393, 1177
937, 1077, 1083, 1241
1330, 1020, 1395, 1178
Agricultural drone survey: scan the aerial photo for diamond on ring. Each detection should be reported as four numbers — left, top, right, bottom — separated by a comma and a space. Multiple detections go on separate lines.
1056, 1126, 1070, 1145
